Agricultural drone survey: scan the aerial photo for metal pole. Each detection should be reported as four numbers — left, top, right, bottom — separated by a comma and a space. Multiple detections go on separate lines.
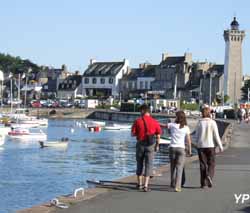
10, 78, 13, 113
209, 74, 212, 106
25, 76, 28, 107
18, 73, 21, 108
1, 79, 3, 108
199, 77, 203, 108
247, 88, 249, 102
174, 72, 177, 99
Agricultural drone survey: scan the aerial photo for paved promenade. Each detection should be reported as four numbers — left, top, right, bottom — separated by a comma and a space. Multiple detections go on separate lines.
57, 122, 250, 213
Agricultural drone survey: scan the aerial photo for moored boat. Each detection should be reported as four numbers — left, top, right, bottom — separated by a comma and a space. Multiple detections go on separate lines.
39, 138, 69, 148
104, 124, 131, 131
8, 128, 47, 140
0, 134, 5, 146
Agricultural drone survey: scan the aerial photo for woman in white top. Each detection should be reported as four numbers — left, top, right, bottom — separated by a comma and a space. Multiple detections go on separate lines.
162, 111, 192, 192
195, 107, 223, 189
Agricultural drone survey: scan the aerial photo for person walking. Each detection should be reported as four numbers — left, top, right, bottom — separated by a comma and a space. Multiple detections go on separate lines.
195, 107, 223, 189
161, 111, 192, 192
132, 104, 161, 192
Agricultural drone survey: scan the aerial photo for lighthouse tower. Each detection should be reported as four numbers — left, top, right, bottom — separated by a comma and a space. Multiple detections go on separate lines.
223, 17, 245, 104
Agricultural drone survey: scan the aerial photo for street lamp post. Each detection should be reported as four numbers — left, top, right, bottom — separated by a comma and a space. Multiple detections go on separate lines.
24, 75, 28, 107
23, 68, 32, 108
209, 71, 217, 106
18, 73, 21, 108
9, 73, 13, 113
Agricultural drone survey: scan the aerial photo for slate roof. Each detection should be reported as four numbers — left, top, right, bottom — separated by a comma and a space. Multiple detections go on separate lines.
42, 79, 57, 93
58, 75, 82, 91
210, 65, 224, 76
123, 65, 157, 80
160, 56, 185, 67
83, 62, 125, 77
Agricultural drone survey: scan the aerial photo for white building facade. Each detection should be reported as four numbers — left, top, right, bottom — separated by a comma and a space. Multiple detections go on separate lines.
82, 59, 129, 98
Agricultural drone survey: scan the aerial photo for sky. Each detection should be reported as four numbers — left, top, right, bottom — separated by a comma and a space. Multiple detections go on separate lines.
0, 0, 249, 74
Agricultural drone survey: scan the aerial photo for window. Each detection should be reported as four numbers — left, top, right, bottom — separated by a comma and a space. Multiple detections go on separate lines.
128, 82, 132, 89
84, 78, 89, 84
92, 78, 97, 84
109, 78, 114, 84
145, 81, 148, 89
140, 81, 143, 89
100, 78, 105, 84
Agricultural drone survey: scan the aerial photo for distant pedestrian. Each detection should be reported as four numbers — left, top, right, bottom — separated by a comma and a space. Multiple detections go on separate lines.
237, 107, 245, 124
132, 104, 161, 192
161, 111, 192, 192
195, 107, 223, 189
149, 105, 153, 113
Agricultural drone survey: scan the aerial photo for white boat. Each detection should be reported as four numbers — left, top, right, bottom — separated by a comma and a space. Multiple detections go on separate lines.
159, 136, 171, 145
17, 117, 48, 126
0, 134, 5, 146
39, 138, 69, 148
87, 121, 106, 127
104, 124, 131, 131
0, 124, 11, 136
8, 128, 47, 140
11, 123, 40, 129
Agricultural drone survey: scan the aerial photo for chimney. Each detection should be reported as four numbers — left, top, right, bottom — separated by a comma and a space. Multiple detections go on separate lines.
139, 63, 150, 69
162, 53, 169, 62
184, 52, 192, 64
90, 59, 96, 65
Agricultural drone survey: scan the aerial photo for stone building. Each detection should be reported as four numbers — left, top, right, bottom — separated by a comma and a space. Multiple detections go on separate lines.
224, 17, 245, 104
119, 63, 156, 99
151, 52, 193, 100
200, 64, 224, 105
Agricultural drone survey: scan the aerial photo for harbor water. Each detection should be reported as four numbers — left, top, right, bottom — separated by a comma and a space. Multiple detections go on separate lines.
0, 119, 169, 213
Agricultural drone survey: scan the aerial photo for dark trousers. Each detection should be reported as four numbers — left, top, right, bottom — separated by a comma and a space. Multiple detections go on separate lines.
198, 148, 216, 187
136, 142, 154, 177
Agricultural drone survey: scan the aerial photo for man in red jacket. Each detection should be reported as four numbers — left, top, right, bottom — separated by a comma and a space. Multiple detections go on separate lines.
132, 104, 161, 192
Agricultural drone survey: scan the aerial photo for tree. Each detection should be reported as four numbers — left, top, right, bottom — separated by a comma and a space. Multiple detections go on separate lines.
0, 53, 41, 74
224, 95, 230, 103
241, 79, 250, 101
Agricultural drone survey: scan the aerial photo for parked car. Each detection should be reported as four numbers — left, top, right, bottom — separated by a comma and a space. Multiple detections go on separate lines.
59, 100, 73, 108
31, 100, 42, 108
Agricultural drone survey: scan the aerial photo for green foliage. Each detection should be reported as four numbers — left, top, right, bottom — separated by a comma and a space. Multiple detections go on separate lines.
0, 53, 40, 74
180, 103, 199, 111
224, 95, 230, 103
241, 80, 250, 100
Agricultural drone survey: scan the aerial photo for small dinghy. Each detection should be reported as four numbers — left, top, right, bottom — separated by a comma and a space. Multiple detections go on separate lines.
39, 137, 69, 148
104, 124, 131, 131
8, 128, 47, 140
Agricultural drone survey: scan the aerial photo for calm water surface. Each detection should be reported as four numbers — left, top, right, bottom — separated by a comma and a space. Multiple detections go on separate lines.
0, 119, 169, 213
